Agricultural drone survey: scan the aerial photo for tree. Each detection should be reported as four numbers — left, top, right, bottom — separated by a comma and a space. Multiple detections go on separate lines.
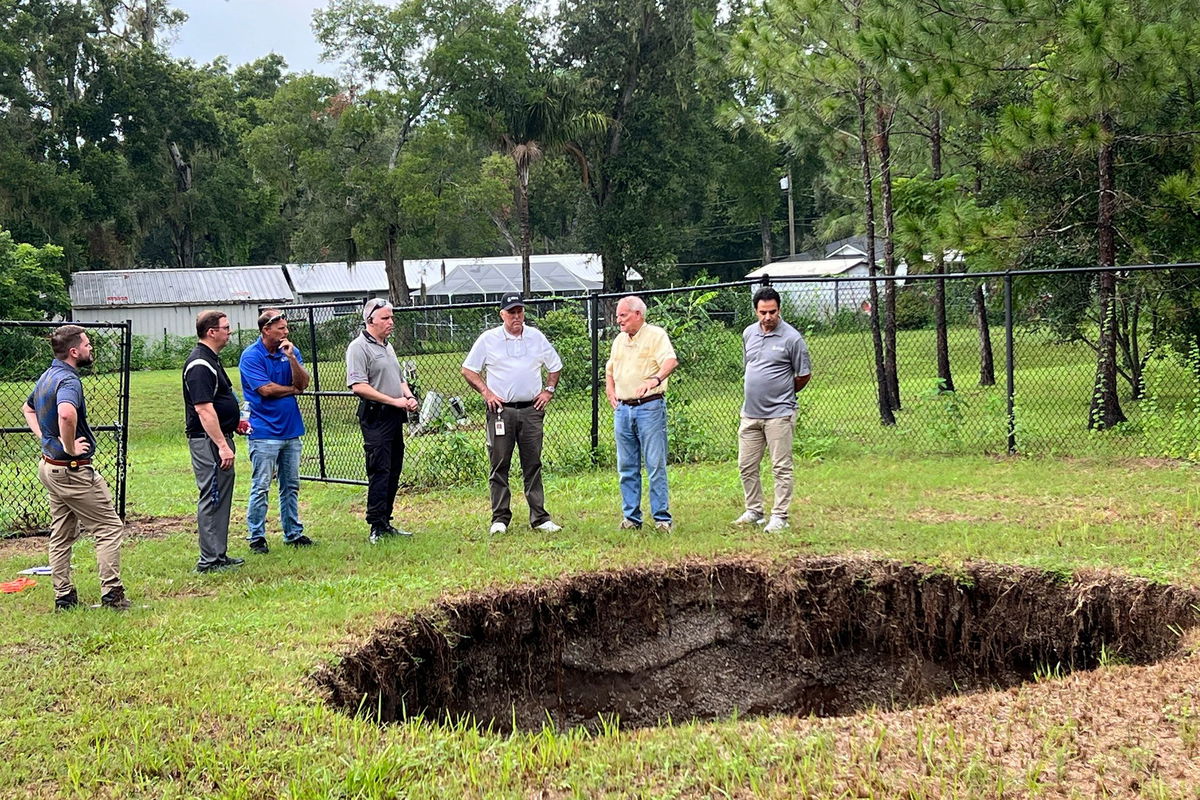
315, 0, 527, 304
472, 68, 607, 295
0, 230, 68, 320
990, 0, 1196, 429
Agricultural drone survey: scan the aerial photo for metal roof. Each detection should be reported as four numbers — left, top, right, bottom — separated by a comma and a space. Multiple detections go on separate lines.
71, 266, 292, 307
746, 256, 866, 279
424, 260, 602, 296
286, 254, 611, 296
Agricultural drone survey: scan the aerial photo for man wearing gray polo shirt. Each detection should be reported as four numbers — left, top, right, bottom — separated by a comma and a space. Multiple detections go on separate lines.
462, 293, 563, 535
735, 286, 811, 533
345, 298, 420, 543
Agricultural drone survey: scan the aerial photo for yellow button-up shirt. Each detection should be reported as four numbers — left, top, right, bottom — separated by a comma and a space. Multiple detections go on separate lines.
605, 323, 677, 401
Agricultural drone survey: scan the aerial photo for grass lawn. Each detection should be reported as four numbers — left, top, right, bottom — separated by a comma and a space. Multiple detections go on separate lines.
5, 343, 1200, 797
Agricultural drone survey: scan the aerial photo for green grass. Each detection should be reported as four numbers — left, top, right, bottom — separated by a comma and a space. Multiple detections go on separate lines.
4, 331, 1200, 797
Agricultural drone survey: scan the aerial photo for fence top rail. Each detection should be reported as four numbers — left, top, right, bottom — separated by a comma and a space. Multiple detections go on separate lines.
256, 261, 1200, 317
268, 295, 592, 315
1, 319, 131, 329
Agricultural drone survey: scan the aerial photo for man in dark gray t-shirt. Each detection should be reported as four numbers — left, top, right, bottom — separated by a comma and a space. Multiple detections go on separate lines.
735, 286, 811, 533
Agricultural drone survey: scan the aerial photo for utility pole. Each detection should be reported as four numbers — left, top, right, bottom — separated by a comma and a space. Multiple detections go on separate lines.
780, 171, 796, 256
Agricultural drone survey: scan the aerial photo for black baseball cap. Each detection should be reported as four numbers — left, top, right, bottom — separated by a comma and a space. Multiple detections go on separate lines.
499, 293, 525, 311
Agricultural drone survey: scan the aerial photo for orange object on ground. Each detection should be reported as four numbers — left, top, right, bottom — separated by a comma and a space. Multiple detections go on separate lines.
0, 576, 37, 593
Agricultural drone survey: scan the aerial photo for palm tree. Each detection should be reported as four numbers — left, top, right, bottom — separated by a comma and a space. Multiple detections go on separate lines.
480, 71, 607, 296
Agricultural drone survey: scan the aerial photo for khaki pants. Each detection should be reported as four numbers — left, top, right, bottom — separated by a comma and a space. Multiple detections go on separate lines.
37, 460, 124, 599
737, 413, 795, 520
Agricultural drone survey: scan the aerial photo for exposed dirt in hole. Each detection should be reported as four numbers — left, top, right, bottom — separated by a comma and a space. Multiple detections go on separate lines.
314, 556, 1200, 732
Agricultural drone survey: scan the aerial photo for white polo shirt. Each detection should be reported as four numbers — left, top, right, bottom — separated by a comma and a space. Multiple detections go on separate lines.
463, 325, 563, 403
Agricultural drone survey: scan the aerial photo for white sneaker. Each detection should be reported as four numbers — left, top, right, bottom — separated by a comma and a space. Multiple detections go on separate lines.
534, 520, 562, 532
762, 516, 788, 533
489, 522, 507, 535
732, 510, 765, 525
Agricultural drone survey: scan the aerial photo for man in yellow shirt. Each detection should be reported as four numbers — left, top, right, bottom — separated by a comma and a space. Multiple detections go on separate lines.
604, 296, 678, 531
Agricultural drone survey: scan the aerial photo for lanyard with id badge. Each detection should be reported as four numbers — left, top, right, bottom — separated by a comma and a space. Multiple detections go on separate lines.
494, 409, 506, 437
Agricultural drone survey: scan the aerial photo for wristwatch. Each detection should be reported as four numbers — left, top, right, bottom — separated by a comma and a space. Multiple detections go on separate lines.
544, 385, 556, 394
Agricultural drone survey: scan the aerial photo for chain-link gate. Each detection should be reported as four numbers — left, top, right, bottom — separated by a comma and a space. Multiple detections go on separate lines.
273, 263, 1200, 490
0, 320, 131, 537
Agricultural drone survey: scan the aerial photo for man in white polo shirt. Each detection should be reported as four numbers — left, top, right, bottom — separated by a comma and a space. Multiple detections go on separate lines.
462, 293, 564, 535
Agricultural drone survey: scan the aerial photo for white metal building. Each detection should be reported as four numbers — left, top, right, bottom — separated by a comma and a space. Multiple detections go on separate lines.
746, 243, 907, 319
69, 266, 294, 338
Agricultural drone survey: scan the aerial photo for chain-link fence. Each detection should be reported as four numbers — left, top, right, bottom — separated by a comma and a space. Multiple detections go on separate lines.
274, 263, 1200, 489
0, 321, 131, 537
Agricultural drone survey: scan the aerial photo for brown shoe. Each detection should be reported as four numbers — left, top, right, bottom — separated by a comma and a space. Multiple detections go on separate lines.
618, 518, 641, 530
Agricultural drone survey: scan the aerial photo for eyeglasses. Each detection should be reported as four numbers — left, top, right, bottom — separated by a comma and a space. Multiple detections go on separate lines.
216, 325, 232, 331
263, 313, 286, 327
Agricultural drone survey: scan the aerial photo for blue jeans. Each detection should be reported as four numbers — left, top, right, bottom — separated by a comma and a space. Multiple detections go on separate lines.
247, 437, 304, 542
614, 399, 671, 525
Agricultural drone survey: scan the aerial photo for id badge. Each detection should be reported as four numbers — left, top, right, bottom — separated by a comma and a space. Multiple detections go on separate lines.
494, 417, 506, 436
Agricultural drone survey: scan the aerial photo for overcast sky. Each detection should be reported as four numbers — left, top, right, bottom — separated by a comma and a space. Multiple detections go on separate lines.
167, 0, 342, 75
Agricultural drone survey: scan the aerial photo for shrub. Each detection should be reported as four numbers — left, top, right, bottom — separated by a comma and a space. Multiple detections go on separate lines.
894, 286, 933, 330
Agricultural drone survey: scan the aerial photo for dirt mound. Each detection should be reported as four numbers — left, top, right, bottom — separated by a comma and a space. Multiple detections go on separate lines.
313, 556, 1200, 731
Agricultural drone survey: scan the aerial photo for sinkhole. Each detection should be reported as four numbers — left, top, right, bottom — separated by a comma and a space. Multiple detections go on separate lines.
314, 557, 1200, 732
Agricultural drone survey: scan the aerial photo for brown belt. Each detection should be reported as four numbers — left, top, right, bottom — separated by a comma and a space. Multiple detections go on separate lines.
43, 455, 92, 468
621, 394, 663, 407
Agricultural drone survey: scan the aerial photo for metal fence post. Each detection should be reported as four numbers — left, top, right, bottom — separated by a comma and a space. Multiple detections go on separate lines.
306, 305, 328, 479
119, 319, 132, 519
589, 291, 600, 462
1005, 272, 1016, 454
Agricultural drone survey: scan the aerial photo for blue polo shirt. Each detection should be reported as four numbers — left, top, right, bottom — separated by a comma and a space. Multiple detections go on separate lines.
27, 359, 93, 459
239, 338, 305, 440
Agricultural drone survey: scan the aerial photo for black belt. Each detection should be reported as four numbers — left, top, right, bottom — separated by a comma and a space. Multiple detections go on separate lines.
43, 456, 91, 468
502, 400, 536, 410
621, 394, 663, 407
187, 432, 232, 439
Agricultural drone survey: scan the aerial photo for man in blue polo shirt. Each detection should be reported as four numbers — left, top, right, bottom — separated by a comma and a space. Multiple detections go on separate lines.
239, 308, 313, 553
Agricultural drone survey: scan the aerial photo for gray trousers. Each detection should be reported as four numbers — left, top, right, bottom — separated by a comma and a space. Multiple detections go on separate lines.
189, 434, 236, 569
485, 405, 550, 527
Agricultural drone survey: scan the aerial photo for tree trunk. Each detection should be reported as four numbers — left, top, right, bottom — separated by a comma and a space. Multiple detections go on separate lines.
760, 213, 773, 266
1088, 116, 1126, 429
860, 82, 894, 426
931, 111, 954, 392
383, 223, 412, 306
167, 141, 194, 269
975, 283, 995, 386
875, 100, 900, 410
516, 160, 533, 297
383, 223, 413, 348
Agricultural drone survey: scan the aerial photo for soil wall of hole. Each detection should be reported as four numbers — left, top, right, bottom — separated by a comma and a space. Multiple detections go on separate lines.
313, 557, 1200, 731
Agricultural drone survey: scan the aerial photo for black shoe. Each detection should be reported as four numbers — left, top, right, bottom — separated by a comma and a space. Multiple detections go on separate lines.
369, 526, 388, 544
285, 535, 315, 547
99, 587, 131, 611
197, 559, 240, 573
249, 539, 269, 555
54, 588, 79, 612
385, 524, 413, 537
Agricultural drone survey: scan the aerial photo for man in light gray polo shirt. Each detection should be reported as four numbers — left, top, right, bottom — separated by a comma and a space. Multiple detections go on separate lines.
735, 286, 811, 533
345, 298, 420, 543
462, 293, 564, 535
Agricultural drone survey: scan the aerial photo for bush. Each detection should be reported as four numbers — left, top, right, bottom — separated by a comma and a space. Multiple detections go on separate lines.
894, 286, 933, 330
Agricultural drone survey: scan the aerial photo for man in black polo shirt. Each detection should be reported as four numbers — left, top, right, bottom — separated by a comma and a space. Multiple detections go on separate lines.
182, 310, 247, 573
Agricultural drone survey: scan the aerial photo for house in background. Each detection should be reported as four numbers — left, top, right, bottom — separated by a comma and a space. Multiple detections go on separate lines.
745, 236, 907, 319
69, 266, 293, 338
